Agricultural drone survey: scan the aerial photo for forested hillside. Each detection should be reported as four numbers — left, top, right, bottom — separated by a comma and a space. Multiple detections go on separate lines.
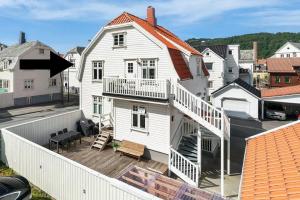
186, 32, 300, 58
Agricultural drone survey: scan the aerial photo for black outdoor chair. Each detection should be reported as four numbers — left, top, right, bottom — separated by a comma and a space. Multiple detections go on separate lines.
63, 128, 68, 133
49, 133, 57, 149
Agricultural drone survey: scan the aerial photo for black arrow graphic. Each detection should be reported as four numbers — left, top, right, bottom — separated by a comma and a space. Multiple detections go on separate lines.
20, 51, 73, 77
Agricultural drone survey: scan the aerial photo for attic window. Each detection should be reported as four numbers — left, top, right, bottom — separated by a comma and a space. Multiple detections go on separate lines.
206, 52, 210, 56
39, 48, 44, 54
113, 33, 126, 47
228, 50, 232, 55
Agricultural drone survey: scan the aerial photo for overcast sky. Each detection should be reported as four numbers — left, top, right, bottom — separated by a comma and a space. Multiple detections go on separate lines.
0, 0, 300, 53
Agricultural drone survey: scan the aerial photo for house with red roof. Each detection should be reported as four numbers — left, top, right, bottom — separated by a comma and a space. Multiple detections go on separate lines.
266, 57, 300, 87
77, 6, 231, 195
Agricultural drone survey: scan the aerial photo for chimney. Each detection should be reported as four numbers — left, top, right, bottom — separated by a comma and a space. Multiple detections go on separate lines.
19, 31, 26, 45
146, 6, 157, 26
253, 41, 258, 64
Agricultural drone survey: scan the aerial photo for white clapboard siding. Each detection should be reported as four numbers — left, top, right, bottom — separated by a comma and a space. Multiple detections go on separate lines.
0, 92, 14, 108
1, 111, 159, 200
114, 100, 170, 154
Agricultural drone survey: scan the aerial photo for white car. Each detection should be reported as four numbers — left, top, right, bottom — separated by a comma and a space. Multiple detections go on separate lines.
266, 109, 287, 121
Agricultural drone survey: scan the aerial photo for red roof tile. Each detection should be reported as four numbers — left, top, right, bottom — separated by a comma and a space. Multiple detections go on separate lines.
106, 12, 205, 80
241, 121, 300, 200
267, 58, 300, 73
261, 85, 300, 97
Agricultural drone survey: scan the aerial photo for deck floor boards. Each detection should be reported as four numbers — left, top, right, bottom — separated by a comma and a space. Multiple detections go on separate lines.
52, 137, 168, 178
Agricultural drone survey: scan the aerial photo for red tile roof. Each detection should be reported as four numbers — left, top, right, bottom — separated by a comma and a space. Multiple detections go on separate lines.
107, 12, 206, 80
267, 58, 300, 73
240, 121, 300, 200
261, 85, 300, 97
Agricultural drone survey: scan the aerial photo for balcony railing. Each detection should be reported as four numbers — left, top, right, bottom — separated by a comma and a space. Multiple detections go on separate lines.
103, 77, 170, 100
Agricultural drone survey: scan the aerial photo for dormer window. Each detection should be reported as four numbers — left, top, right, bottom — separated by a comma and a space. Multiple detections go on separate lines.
113, 33, 125, 47
39, 48, 45, 54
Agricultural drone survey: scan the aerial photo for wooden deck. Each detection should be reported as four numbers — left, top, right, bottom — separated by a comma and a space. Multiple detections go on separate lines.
55, 137, 168, 178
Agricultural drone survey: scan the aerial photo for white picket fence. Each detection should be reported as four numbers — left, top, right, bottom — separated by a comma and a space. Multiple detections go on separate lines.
0, 110, 159, 200
0, 92, 14, 108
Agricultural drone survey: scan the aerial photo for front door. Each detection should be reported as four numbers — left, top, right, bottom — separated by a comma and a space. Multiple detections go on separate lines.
125, 61, 137, 79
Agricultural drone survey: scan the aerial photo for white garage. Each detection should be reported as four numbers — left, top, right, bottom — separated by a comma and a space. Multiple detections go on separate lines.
212, 78, 261, 119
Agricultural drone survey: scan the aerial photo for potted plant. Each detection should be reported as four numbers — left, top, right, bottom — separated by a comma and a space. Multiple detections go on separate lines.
111, 140, 119, 152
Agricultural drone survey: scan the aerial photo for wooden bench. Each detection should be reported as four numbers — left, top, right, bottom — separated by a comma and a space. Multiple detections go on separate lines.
117, 140, 145, 161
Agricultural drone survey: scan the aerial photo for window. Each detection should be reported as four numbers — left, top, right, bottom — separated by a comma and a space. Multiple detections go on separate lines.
39, 48, 44, 54
284, 76, 291, 83
208, 81, 213, 88
127, 62, 133, 73
228, 50, 232, 55
196, 58, 201, 76
93, 96, 103, 115
205, 62, 213, 70
70, 59, 75, 68
228, 67, 233, 73
287, 54, 290, 58
142, 59, 156, 79
49, 78, 57, 87
0, 80, 9, 89
206, 52, 210, 56
113, 33, 125, 47
293, 52, 297, 57
132, 105, 147, 130
275, 76, 280, 83
281, 54, 284, 58
92, 61, 104, 81
24, 79, 34, 89
3, 61, 8, 70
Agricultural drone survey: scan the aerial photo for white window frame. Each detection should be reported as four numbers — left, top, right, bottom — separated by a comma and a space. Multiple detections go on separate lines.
49, 78, 57, 87
196, 57, 201, 76
208, 81, 213, 88
93, 96, 103, 116
141, 59, 156, 79
131, 105, 148, 132
113, 32, 126, 47
92, 61, 104, 81
69, 59, 76, 68
0, 79, 9, 89
228, 67, 233, 73
24, 79, 34, 89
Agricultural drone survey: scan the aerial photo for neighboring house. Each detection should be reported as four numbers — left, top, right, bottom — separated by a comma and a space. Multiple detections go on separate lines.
211, 78, 261, 119
0, 39, 62, 107
253, 59, 269, 88
272, 41, 300, 58
239, 121, 300, 200
64, 46, 85, 94
78, 6, 230, 192
0, 43, 7, 51
239, 42, 257, 85
198, 45, 240, 100
267, 58, 300, 87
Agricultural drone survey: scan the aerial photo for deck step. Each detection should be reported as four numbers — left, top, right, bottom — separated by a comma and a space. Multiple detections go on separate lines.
91, 131, 111, 151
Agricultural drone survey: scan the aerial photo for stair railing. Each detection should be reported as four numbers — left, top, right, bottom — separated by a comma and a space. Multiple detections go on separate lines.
169, 147, 199, 187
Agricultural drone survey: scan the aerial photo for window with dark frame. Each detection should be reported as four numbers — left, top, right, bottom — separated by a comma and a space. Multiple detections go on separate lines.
228, 67, 233, 73
39, 48, 44, 54
275, 76, 280, 83
205, 62, 213, 70
228, 50, 232, 55
24, 79, 34, 89
284, 76, 291, 83
208, 81, 213, 88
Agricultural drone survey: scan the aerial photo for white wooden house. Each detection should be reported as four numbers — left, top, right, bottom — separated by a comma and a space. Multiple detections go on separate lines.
272, 42, 300, 58
198, 45, 240, 101
78, 6, 231, 194
64, 46, 85, 94
0, 40, 62, 108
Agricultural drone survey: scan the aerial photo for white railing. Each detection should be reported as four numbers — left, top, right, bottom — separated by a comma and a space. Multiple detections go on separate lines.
100, 113, 114, 128
223, 112, 231, 139
173, 83, 223, 137
103, 77, 170, 100
169, 147, 199, 187
1, 111, 159, 200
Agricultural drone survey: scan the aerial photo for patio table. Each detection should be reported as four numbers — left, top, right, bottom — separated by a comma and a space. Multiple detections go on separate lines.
49, 131, 81, 153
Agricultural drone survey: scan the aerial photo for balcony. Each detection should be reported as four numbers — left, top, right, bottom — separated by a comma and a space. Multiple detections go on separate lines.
103, 77, 170, 102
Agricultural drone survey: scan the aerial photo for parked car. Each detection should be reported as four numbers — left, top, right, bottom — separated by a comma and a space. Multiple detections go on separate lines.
265, 104, 287, 121
0, 176, 31, 200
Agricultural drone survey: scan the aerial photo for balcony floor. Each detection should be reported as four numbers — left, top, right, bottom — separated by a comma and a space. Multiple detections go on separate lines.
52, 137, 168, 178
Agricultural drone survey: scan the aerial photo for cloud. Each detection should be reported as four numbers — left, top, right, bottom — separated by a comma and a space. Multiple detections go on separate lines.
0, 0, 289, 26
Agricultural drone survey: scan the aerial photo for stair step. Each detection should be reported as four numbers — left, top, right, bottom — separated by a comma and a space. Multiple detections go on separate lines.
92, 144, 103, 149
94, 140, 105, 145
98, 137, 107, 142
178, 146, 198, 154
178, 150, 197, 158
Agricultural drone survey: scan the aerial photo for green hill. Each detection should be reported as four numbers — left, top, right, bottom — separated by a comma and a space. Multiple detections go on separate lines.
186, 32, 300, 58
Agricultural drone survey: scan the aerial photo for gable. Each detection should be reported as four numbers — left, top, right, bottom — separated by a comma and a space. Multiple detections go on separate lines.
275, 42, 300, 54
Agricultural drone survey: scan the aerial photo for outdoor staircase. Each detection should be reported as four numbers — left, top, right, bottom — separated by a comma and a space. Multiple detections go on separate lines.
91, 130, 111, 151
169, 83, 230, 188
